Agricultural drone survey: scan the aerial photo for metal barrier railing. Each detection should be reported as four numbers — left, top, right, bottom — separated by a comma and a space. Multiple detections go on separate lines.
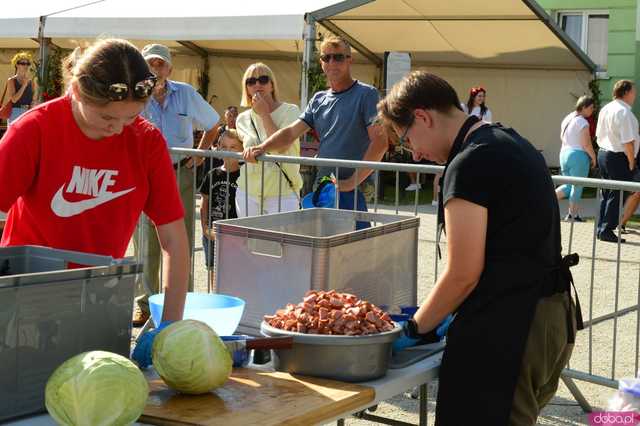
135, 147, 640, 413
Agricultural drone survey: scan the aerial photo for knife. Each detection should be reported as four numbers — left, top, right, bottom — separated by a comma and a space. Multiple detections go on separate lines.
221, 336, 293, 367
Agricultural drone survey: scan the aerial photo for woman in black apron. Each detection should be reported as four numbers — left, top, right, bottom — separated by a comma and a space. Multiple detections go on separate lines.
378, 71, 582, 425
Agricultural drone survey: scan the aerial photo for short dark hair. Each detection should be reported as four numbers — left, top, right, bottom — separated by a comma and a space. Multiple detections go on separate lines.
377, 71, 462, 128
613, 80, 635, 99
575, 95, 594, 112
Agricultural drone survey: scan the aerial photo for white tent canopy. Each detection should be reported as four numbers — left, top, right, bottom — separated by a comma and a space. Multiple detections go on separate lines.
0, 0, 594, 71
315, 0, 595, 71
0, 0, 340, 54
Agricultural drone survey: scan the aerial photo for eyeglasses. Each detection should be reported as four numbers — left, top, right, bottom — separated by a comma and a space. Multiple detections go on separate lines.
319, 53, 350, 63
17, 61, 30, 66
398, 115, 415, 154
245, 75, 270, 86
82, 75, 157, 101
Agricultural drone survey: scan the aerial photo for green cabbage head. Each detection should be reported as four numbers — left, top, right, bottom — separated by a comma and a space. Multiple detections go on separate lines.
152, 319, 232, 394
45, 350, 149, 426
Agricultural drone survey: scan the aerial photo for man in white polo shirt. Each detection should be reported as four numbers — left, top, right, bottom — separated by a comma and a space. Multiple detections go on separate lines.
596, 80, 639, 243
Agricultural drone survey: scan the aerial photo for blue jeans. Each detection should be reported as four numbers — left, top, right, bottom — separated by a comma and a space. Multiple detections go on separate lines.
8, 106, 28, 125
339, 190, 370, 230
558, 149, 590, 202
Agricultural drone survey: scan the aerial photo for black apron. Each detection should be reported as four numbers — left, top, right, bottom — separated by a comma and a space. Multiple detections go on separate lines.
434, 117, 583, 425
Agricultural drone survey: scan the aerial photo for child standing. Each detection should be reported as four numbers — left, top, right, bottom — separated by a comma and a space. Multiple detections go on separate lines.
199, 129, 243, 289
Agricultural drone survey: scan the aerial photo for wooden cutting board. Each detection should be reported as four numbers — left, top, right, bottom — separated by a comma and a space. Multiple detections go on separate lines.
140, 368, 375, 426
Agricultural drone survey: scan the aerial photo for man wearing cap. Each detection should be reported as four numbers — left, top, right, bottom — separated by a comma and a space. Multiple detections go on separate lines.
133, 43, 220, 326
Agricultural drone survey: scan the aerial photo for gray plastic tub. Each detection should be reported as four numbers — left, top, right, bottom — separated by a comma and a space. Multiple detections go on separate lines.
214, 208, 419, 335
0, 246, 141, 421
261, 321, 402, 382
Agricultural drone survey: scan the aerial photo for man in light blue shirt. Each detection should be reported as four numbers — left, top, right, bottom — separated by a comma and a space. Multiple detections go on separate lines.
133, 43, 220, 326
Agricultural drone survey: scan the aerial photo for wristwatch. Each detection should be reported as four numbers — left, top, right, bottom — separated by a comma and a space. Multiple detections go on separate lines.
403, 318, 442, 343
403, 318, 422, 339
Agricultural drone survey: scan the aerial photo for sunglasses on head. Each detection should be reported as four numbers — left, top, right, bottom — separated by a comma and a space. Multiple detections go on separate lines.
17, 61, 30, 66
319, 53, 350, 63
82, 74, 157, 101
245, 75, 270, 86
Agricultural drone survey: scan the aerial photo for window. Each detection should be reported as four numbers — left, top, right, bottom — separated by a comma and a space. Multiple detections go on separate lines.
558, 11, 608, 71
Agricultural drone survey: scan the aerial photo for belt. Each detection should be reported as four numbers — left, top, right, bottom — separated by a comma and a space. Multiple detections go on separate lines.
540, 253, 584, 343
173, 157, 190, 170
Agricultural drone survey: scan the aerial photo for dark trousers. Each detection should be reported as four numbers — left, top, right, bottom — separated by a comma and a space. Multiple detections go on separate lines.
338, 190, 370, 230
597, 150, 633, 234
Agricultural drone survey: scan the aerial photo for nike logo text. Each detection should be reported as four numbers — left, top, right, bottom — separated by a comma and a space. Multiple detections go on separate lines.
50, 166, 135, 217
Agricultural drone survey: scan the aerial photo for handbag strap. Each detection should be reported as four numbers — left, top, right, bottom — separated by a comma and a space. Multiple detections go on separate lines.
561, 112, 577, 140
249, 114, 300, 201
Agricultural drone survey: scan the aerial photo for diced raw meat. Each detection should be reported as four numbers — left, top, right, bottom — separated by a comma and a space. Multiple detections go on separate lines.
267, 291, 396, 336
318, 307, 329, 320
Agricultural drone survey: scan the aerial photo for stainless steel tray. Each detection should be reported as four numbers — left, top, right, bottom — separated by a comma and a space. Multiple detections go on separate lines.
260, 321, 402, 382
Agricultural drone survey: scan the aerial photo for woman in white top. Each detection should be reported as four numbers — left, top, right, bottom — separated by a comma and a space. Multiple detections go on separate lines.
235, 63, 302, 217
461, 86, 492, 122
555, 96, 596, 222
595, 80, 639, 243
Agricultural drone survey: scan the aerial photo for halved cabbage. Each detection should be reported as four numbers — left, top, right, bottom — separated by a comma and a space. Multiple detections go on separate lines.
152, 320, 232, 394
45, 351, 148, 426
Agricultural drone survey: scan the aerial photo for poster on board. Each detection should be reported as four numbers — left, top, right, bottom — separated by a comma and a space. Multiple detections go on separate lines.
384, 52, 411, 93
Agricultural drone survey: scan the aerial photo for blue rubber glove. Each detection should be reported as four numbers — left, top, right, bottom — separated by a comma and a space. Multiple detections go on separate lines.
131, 321, 173, 369
393, 322, 421, 352
393, 315, 454, 353
435, 314, 453, 339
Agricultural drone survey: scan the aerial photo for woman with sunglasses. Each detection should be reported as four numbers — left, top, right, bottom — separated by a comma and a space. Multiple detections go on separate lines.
0, 39, 189, 368
235, 62, 302, 216
462, 86, 492, 122
2, 52, 38, 125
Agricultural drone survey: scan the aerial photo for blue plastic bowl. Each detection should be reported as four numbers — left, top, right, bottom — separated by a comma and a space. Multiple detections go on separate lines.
149, 292, 245, 336
400, 306, 419, 316
390, 314, 410, 322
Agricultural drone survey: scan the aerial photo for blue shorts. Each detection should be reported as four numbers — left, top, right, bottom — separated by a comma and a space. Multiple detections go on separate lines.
558, 149, 590, 202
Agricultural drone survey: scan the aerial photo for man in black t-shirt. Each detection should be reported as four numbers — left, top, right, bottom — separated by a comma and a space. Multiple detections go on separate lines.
378, 72, 580, 426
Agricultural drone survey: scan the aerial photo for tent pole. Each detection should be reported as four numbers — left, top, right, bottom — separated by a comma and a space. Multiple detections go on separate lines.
176, 41, 210, 99
37, 15, 49, 102
635, 0, 640, 116
301, 14, 316, 110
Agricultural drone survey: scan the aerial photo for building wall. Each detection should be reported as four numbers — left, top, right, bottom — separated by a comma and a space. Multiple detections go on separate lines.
536, 0, 637, 108
416, 65, 592, 167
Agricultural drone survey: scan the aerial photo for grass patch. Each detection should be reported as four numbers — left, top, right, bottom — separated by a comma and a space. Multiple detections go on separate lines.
379, 183, 435, 205
375, 170, 436, 205
581, 187, 597, 199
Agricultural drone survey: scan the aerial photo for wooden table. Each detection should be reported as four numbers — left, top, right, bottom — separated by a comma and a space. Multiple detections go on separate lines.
141, 368, 375, 426
7, 352, 442, 426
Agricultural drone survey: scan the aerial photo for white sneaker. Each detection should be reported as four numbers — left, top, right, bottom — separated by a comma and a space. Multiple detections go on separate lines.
405, 183, 421, 191
431, 200, 439, 206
